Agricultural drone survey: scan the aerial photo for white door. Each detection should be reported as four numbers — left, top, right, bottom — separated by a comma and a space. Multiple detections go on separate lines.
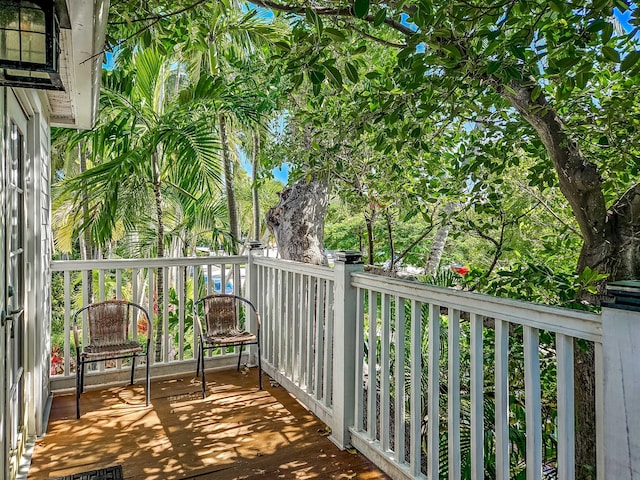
3, 91, 27, 480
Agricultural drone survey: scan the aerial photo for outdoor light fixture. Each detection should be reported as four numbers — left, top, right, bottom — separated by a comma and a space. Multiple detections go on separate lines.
0, 0, 71, 90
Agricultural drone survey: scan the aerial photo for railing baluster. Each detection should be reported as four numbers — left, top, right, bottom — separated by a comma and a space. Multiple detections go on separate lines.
148, 268, 155, 365
393, 295, 406, 465
178, 265, 185, 361
367, 289, 377, 441
556, 333, 575, 480
161, 267, 168, 362
63, 271, 71, 376
524, 326, 542, 480
355, 287, 365, 431
449, 308, 461, 479
132, 268, 139, 343
276, 269, 284, 372
116, 268, 122, 299
305, 275, 314, 393
325, 279, 335, 407
316, 278, 326, 402
380, 293, 391, 452
98, 269, 105, 301
495, 319, 509, 480
470, 313, 484, 480
293, 274, 307, 385
286, 270, 293, 376
428, 303, 441, 479
115, 268, 123, 369
410, 299, 422, 477
82, 270, 89, 358
193, 265, 200, 361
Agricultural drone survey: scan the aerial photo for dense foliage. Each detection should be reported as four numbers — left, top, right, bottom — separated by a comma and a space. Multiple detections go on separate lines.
49, 3, 640, 476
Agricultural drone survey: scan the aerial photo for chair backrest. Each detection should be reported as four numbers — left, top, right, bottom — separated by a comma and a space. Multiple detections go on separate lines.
74, 300, 142, 348
196, 294, 256, 336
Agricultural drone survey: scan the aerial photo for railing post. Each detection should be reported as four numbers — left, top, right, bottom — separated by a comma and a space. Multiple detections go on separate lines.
331, 250, 364, 449
602, 281, 640, 479
247, 242, 263, 365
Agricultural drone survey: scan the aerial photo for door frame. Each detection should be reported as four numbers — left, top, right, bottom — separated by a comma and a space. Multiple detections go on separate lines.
2, 89, 29, 480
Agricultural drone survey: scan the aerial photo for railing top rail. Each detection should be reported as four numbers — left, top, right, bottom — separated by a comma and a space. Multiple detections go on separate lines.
253, 256, 335, 281
51, 256, 248, 272
351, 272, 602, 342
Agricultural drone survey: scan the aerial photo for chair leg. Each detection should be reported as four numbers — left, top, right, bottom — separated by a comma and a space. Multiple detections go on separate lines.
201, 356, 207, 399
196, 336, 203, 377
201, 346, 207, 399
237, 343, 244, 371
80, 358, 85, 393
258, 339, 263, 390
131, 354, 137, 385
76, 360, 82, 419
145, 352, 150, 407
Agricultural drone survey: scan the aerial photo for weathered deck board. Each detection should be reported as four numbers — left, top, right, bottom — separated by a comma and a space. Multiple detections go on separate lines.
29, 369, 388, 479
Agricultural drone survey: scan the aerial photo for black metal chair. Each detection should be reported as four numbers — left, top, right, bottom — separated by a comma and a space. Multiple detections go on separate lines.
195, 294, 262, 398
73, 300, 151, 418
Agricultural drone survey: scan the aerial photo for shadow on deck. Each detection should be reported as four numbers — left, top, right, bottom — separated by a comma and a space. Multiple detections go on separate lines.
28, 369, 388, 479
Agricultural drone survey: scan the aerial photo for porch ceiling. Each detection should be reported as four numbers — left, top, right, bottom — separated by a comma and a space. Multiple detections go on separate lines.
48, 0, 109, 130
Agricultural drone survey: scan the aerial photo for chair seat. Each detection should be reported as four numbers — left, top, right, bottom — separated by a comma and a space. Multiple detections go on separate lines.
204, 330, 257, 346
82, 341, 144, 357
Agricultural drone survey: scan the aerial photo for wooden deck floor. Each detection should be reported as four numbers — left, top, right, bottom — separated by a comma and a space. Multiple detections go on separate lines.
28, 369, 389, 479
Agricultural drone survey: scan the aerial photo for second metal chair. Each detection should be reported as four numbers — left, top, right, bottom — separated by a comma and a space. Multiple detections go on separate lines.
194, 294, 262, 398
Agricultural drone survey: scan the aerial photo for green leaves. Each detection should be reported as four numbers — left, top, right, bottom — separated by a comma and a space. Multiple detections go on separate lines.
324, 27, 346, 42
306, 7, 323, 36
602, 46, 620, 63
373, 8, 387, 27
309, 69, 325, 85
621, 51, 640, 71
345, 62, 359, 83
323, 64, 343, 87
353, 0, 369, 19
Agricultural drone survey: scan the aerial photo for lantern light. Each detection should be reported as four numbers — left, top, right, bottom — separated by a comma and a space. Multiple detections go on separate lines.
0, 0, 71, 90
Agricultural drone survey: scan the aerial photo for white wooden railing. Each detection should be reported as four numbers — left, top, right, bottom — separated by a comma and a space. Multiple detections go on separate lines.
49, 252, 640, 479
250, 255, 336, 427
50, 256, 247, 390
347, 270, 603, 480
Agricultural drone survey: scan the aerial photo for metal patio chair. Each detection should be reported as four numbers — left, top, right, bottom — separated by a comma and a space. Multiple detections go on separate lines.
195, 294, 262, 398
73, 300, 151, 418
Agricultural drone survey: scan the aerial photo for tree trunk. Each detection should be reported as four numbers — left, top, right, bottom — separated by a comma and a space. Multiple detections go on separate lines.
78, 141, 94, 303
385, 209, 396, 272
425, 203, 458, 276
219, 113, 241, 253
266, 178, 329, 265
365, 209, 375, 266
496, 79, 640, 282
495, 78, 640, 479
251, 131, 261, 241
152, 152, 165, 362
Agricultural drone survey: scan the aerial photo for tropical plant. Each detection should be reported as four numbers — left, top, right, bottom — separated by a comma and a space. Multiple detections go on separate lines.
61, 48, 221, 359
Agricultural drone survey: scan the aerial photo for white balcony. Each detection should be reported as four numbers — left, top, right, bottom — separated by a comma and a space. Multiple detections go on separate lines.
33, 253, 639, 479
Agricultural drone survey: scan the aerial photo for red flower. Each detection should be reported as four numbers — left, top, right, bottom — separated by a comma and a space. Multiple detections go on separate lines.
451, 264, 469, 275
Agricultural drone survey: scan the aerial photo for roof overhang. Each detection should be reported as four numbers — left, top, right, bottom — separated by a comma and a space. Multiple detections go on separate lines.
48, 0, 109, 130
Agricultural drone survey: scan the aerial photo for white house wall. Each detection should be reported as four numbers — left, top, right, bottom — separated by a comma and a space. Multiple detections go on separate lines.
1, 87, 52, 479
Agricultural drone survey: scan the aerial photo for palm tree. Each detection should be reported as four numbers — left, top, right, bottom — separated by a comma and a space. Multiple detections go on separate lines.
179, 6, 286, 253
64, 48, 221, 360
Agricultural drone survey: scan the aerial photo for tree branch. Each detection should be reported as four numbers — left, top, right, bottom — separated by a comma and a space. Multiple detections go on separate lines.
108, 0, 210, 25
517, 182, 580, 235
249, 0, 416, 36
